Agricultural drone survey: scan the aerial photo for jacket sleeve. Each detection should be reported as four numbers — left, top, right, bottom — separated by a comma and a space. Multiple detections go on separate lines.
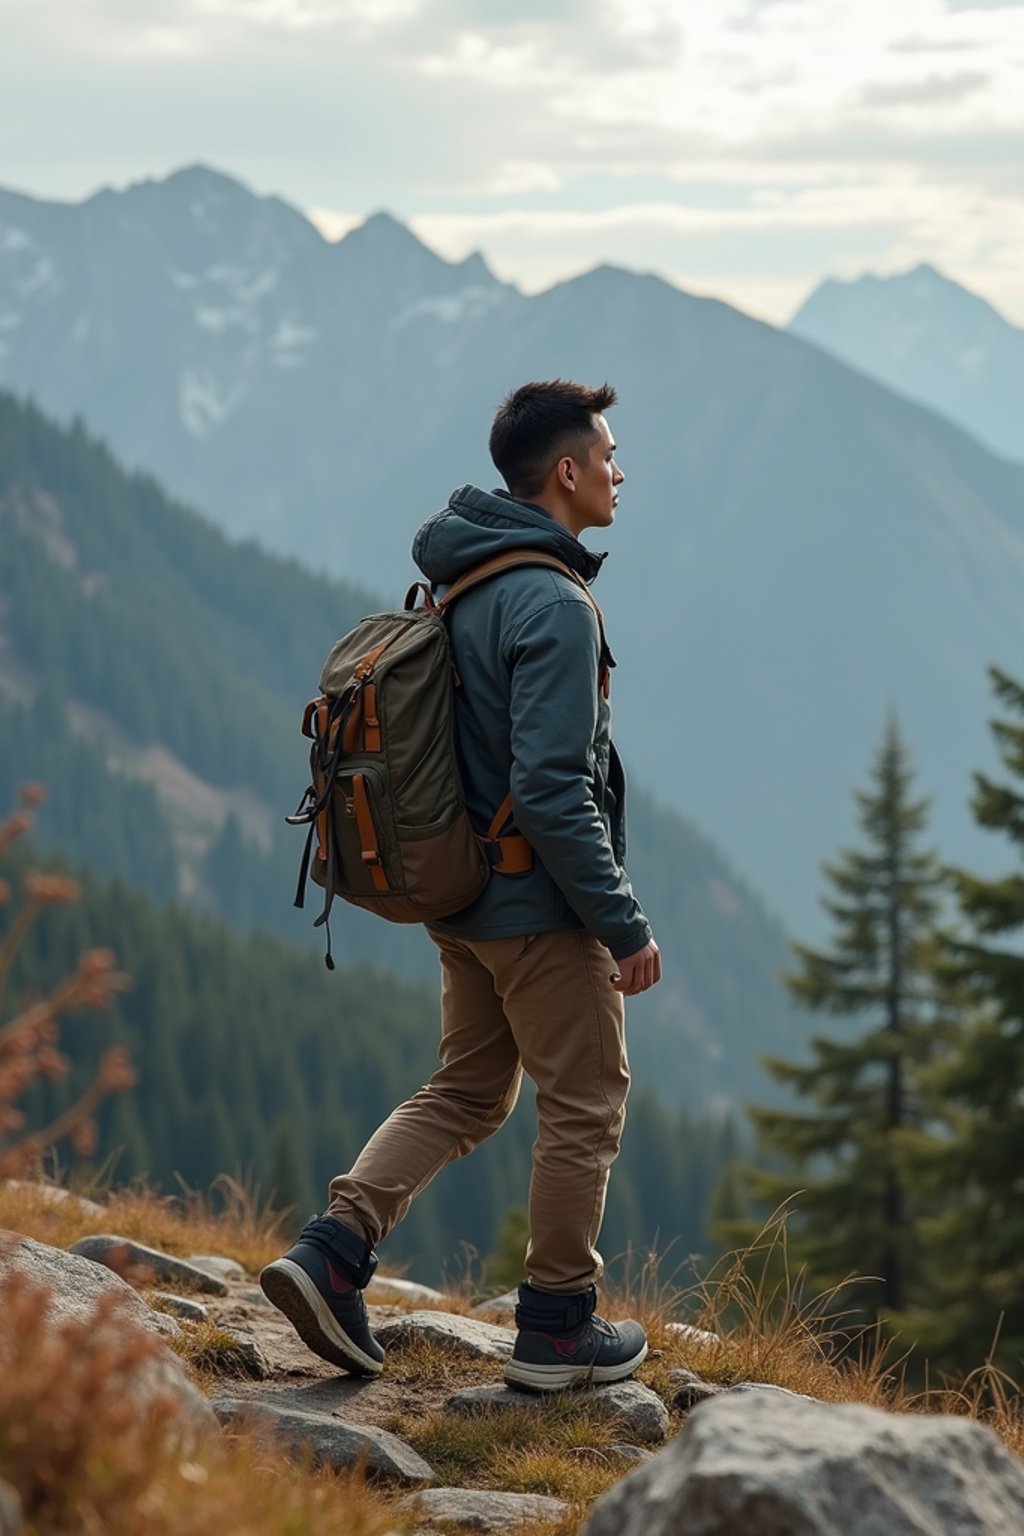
504, 594, 653, 960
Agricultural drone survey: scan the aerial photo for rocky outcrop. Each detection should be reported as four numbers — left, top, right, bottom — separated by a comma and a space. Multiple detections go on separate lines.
1, 1231, 179, 1339
447, 1379, 669, 1445
70, 1235, 229, 1295
213, 1397, 437, 1485
398, 1487, 569, 1531
581, 1389, 1024, 1536
0, 1231, 216, 1440
376, 1310, 515, 1363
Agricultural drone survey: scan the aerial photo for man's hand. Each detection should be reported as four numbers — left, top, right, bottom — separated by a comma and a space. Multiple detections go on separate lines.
610, 939, 661, 996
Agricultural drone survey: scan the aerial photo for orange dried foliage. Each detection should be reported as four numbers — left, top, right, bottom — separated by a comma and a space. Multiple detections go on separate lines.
0, 786, 134, 1179
0, 1256, 401, 1536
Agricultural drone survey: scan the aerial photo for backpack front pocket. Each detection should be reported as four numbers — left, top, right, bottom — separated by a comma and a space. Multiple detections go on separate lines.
332, 767, 403, 898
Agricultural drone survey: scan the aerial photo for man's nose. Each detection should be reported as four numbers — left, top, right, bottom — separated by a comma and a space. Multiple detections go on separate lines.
613, 463, 625, 485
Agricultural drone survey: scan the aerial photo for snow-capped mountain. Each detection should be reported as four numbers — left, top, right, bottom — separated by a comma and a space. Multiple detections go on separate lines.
0, 165, 508, 566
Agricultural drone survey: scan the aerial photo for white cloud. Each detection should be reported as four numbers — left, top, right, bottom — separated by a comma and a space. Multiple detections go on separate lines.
485, 161, 563, 196
193, 0, 420, 28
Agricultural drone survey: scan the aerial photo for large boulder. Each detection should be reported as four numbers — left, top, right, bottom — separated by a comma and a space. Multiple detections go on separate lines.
0, 1231, 216, 1441
1, 1231, 179, 1338
581, 1389, 1024, 1536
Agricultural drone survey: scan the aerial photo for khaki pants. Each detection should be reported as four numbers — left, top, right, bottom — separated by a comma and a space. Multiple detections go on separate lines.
328, 929, 630, 1293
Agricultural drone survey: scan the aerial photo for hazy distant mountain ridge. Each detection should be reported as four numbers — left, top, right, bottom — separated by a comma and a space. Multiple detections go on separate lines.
3, 168, 1024, 933
790, 263, 1024, 463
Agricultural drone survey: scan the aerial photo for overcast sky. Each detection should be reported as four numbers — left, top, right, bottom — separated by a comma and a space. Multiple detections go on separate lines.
2, 0, 1023, 324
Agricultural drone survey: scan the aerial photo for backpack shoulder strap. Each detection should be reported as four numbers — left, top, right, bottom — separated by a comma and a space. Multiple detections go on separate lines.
435, 549, 579, 608
435, 549, 614, 696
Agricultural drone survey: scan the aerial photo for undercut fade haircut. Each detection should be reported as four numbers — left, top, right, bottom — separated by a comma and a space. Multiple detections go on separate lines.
489, 379, 618, 499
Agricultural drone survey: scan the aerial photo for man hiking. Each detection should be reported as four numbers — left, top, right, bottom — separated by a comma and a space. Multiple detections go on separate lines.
261, 378, 662, 1392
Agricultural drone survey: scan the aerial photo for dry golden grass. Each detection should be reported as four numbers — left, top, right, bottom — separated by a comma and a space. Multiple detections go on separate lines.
0, 1173, 287, 1276
384, 1393, 624, 1504
603, 1216, 1024, 1458
373, 1329, 507, 1389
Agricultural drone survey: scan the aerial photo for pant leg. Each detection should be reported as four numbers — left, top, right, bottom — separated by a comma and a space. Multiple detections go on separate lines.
327, 931, 523, 1245
476, 929, 629, 1295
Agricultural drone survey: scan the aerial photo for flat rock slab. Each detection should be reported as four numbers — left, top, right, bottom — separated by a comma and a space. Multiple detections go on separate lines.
366, 1275, 445, 1304
213, 1397, 436, 1486
581, 1390, 1024, 1536
0, 1232, 216, 1441
447, 1379, 669, 1445
152, 1291, 209, 1323
70, 1235, 229, 1295
188, 1253, 247, 1282
398, 1487, 569, 1532
376, 1309, 515, 1362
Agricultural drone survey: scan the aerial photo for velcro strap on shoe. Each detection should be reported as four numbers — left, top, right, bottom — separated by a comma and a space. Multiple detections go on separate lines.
515, 1282, 597, 1334
304, 1215, 380, 1289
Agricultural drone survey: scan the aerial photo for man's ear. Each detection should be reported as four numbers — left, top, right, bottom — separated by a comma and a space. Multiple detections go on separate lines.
557, 456, 575, 491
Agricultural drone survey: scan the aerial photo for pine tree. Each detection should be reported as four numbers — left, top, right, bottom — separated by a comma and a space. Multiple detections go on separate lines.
744, 717, 950, 1322
904, 668, 1024, 1371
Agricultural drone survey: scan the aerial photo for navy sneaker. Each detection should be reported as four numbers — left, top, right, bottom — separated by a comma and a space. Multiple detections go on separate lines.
503, 1282, 648, 1392
259, 1214, 385, 1376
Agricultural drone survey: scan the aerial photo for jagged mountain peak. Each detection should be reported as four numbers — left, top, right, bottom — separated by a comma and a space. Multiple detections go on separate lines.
334, 209, 503, 297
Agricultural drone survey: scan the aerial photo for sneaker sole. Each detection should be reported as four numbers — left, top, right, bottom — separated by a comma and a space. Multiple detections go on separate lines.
259, 1258, 384, 1377
503, 1341, 648, 1393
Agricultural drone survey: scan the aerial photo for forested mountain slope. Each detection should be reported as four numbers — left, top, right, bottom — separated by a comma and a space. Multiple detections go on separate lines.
9, 848, 735, 1282
0, 388, 802, 1111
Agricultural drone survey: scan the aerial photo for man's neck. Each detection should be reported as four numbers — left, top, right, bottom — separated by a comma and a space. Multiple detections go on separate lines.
518, 491, 579, 540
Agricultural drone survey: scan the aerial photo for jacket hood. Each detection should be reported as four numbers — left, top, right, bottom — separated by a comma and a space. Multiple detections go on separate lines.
413, 485, 607, 587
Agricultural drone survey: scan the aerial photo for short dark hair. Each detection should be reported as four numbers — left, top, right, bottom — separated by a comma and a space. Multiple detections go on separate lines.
489, 379, 617, 499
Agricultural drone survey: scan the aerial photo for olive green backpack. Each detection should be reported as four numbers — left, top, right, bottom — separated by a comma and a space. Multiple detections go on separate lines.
287, 550, 609, 967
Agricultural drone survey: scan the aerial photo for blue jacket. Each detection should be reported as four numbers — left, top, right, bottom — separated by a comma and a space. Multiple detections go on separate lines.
413, 484, 652, 961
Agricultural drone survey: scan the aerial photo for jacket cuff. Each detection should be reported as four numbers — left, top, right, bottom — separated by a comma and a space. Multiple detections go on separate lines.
609, 924, 653, 962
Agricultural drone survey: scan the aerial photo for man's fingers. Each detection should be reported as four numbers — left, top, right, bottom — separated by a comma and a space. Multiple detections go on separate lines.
609, 941, 661, 995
